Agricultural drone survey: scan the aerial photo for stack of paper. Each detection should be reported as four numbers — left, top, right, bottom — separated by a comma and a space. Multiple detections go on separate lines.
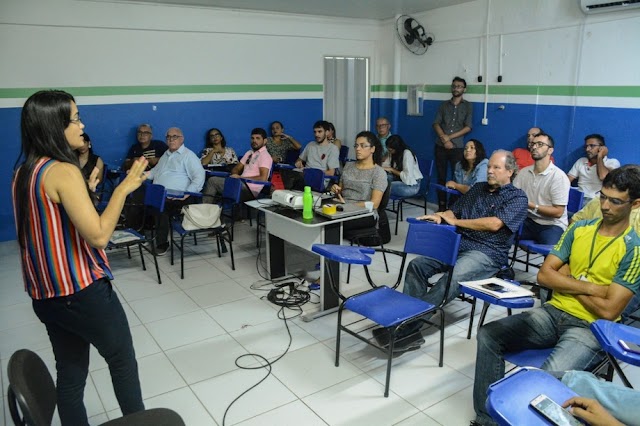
460, 278, 534, 299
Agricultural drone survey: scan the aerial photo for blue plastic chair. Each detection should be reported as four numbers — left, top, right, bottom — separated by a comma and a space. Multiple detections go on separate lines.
590, 319, 640, 388
392, 158, 434, 217
386, 159, 432, 235
107, 183, 165, 284
302, 168, 328, 192
339, 145, 350, 165
460, 280, 535, 339
486, 367, 579, 426
169, 182, 236, 279
312, 219, 461, 397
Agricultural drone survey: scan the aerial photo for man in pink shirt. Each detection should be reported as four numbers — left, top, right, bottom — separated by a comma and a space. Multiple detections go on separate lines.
203, 128, 273, 203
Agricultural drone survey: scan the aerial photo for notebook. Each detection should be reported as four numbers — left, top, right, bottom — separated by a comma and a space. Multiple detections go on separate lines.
459, 278, 534, 299
314, 202, 370, 220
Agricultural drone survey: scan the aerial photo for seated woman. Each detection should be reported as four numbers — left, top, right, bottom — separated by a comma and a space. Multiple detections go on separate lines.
266, 121, 301, 164
330, 131, 388, 234
76, 132, 104, 192
200, 128, 238, 170
327, 122, 342, 150
383, 135, 423, 198
447, 139, 488, 194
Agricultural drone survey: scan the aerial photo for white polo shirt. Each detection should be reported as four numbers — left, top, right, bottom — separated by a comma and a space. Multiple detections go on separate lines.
513, 162, 570, 230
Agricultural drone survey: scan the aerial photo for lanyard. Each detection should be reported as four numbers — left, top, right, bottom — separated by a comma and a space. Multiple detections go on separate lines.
586, 222, 626, 275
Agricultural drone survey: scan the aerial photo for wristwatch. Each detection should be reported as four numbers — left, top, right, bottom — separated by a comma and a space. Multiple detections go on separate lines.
533, 204, 539, 215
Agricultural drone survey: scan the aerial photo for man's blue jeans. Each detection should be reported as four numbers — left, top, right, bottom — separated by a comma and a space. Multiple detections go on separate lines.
521, 217, 565, 245
472, 304, 604, 426
403, 250, 500, 307
32, 279, 144, 426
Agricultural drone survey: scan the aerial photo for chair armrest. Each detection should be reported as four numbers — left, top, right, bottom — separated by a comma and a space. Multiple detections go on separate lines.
430, 183, 462, 196
166, 189, 203, 199
241, 178, 272, 187
206, 170, 230, 178
362, 248, 408, 290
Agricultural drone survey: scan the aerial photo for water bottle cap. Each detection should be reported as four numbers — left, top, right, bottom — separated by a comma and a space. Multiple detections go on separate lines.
304, 186, 311, 193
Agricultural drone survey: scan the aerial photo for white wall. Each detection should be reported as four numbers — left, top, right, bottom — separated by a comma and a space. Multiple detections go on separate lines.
0, 0, 383, 94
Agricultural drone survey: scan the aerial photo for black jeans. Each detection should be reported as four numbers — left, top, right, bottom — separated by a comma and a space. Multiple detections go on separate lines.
435, 145, 463, 209
32, 279, 144, 425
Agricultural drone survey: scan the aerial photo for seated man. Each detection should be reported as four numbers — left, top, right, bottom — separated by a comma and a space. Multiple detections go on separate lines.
123, 124, 168, 229
375, 150, 528, 350
567, 133, 620, 204
512, 126, 554, 170
471, 166, 640, 426
147, 127, 205, 255
202, 127, 273, 203
514, 131, 570, 245
285, 120, 339, 190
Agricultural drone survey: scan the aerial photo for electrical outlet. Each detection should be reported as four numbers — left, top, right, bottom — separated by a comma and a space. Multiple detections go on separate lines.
481, 118, 489, 125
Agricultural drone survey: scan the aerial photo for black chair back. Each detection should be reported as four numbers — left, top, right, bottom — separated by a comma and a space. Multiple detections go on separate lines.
7, 349, 57, 426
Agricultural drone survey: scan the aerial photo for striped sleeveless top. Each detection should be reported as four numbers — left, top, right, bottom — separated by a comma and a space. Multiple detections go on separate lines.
13, 158, 112, 300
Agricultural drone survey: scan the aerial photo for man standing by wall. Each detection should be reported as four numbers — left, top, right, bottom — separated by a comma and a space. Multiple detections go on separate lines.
568, 134, 620, 204
513, 132, 570, 245
433, 77, 473, 211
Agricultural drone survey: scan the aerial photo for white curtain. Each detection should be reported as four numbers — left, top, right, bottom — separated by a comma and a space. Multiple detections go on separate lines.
324, 57, 369, 160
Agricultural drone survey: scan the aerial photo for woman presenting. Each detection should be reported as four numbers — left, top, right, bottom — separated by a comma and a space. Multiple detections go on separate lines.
12, 90, 148, 425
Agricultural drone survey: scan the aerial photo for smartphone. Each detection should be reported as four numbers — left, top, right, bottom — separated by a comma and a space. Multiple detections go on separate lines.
530, 394, 582, 426
619, 339, 640, 354
481, 283, 505, 292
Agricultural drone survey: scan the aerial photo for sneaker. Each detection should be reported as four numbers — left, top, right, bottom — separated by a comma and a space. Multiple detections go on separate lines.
155, 243, 169, 256
393, 332, 425, 352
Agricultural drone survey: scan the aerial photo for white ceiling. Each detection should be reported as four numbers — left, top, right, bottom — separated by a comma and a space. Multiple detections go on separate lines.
89, 0, 475, 20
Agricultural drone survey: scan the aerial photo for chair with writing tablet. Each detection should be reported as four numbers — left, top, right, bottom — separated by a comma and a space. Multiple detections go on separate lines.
312, 219, 461, 397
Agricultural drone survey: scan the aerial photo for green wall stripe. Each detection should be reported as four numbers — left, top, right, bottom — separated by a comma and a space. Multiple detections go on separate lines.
1, 84, 638, 99
0, 84, 324, 99
371, 84, 640, 98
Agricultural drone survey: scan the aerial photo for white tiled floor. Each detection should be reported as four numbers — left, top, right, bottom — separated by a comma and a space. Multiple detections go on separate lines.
1, 203, 638, 426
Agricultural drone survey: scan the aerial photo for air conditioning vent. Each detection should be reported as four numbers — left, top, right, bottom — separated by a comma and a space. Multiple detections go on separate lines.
580, 0, 640, 14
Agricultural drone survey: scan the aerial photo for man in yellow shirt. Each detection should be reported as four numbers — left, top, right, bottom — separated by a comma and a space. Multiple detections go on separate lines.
471, 166, 640, 426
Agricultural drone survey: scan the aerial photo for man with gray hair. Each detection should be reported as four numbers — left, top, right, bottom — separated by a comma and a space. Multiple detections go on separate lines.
373, 150, 529, 351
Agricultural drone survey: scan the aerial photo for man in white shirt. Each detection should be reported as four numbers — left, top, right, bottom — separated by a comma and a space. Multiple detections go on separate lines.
513, 132, 570, 245
567, 134, 620, 203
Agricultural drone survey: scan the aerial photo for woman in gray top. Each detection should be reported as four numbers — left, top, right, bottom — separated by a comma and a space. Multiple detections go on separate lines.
331, 131, 388, 231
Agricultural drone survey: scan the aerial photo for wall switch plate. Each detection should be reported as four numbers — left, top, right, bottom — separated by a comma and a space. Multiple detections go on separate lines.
481, 118, 489, 125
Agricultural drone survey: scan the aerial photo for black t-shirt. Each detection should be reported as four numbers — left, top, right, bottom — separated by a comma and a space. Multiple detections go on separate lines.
126, 140, 168, 161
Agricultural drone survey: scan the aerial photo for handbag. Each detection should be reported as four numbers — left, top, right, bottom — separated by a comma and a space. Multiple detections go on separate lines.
181, 204, 222, 231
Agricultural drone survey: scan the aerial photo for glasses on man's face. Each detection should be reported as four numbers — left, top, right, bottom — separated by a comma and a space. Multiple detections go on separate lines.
376, 123, 389, 128
528, 141, 550, 149
585, 144, 601, 150
597, 191, 633, 206
137, 131, 151, 136
166, 135, 182, 141
69, 115, 82, 125
353, 144, 372, 149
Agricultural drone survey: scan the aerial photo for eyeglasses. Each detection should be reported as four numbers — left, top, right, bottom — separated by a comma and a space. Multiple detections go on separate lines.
376, 123, 389, 128
585, 144, 602, 150
245, 153, 253, 164
353, 144, 372, 149
166, 135, 183, 141
69, 115, 82, 125
597, 191, 633, 206
137, 131, 151, 136
209, 133, 222, 139
528, 141, 551, 149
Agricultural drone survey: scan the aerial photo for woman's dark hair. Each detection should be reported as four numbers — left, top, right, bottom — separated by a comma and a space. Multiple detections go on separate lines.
13, 90, 83, 248
327, 122, 336, 135
355, 131, 382, 166
76, 132, 95, 157
385, 135, 416, 172
205, 128, 227, 148
461, 139, 487, 172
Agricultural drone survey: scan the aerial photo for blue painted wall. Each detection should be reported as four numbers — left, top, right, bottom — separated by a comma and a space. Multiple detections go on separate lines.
2, 96, 638, 241
1, 98, 322, 241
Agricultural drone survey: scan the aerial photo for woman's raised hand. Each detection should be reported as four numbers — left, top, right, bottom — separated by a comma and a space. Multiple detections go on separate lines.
119, 156, 148, 195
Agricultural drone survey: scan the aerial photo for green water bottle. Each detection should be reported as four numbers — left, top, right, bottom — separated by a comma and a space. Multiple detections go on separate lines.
302, 186, 314, 220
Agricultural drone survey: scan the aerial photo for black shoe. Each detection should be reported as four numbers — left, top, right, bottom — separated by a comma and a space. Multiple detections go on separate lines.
155, 243, 169, 256
393, 332, 425, 352
372, 324, 424, 349
220, 240, 228, 253
372, 327, 391, 347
